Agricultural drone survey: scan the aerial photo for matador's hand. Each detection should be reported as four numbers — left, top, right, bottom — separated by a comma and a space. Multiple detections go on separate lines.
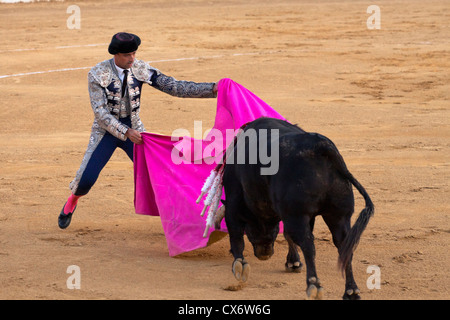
125, 128, 143, 145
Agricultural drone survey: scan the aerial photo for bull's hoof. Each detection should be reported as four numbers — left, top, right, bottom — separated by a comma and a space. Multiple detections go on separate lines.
232, 258, 250, 282
306, 277, 324, 300
285, 261, 303, 273
342, 288, 361, 300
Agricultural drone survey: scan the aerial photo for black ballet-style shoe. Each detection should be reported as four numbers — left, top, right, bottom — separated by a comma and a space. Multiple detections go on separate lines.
58, 202, 77, 229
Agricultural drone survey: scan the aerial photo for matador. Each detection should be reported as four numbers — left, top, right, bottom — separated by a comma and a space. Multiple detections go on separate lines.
58, 32, 218, 229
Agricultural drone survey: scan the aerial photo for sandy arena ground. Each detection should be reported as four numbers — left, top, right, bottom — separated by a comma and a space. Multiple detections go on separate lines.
0, 0, 448, 300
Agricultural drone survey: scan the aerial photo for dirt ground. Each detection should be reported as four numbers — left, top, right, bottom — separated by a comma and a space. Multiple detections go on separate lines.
0, 0, 448, 300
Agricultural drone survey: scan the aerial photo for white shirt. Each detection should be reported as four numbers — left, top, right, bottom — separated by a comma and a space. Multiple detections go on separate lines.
113, 63, 131, 117
114, 63, 130, 82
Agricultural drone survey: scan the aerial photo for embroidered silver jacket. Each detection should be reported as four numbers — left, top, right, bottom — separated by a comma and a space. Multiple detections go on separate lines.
88, 58, 216, 140
69, 58, 216, 194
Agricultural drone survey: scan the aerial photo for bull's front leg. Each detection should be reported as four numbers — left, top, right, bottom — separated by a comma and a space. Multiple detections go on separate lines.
226, 216, 250, 282
232, 258, 250, 282
284, 234, 303, 273
285, 215, 323, 300
229, 229, 250, 282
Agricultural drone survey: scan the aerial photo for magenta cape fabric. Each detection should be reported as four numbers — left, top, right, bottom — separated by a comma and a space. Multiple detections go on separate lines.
133, 78, 286, 256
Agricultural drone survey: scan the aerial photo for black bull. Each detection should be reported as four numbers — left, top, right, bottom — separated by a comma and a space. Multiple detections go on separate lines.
217, 117, 374, 300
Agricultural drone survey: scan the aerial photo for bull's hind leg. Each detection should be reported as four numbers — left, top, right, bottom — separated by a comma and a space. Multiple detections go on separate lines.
285, 215, 323, 300
323, 214, 361, 300
284, 235, 303, 273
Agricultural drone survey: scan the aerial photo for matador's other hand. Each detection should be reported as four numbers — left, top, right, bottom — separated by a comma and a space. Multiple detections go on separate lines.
125, 128, 143, 145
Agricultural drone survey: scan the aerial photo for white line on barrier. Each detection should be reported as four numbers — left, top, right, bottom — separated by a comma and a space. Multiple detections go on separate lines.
0, 43, 109, 53
0, 67, 91, 79
0, 51, 282, 79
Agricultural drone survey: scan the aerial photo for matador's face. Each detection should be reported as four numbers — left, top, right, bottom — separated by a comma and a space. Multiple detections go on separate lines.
114, 51, 136, 69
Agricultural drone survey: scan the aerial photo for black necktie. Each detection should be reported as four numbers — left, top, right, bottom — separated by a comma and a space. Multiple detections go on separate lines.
121, 69, 128, 97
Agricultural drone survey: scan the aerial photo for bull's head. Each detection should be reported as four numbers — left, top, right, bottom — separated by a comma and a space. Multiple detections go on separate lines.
245, 220, 279, 260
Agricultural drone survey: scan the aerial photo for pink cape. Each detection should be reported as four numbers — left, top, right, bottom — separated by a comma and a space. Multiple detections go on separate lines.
133, 78, 286, 256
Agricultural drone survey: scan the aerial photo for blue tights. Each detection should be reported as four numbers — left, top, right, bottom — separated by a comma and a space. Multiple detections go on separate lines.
74, 118, 134, 196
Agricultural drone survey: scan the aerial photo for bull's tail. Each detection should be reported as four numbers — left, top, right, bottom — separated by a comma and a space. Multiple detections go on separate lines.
338, 172, 374, 273
316, 136, 374, 273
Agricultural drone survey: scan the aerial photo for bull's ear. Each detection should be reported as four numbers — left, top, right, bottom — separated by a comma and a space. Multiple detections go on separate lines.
221, 199, 227, 205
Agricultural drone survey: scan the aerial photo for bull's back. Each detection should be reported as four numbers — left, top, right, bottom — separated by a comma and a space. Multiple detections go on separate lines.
227, 117, 304, 185
243, 117, 305, 135
224, 118, 351, 216
274, 132, 354, 216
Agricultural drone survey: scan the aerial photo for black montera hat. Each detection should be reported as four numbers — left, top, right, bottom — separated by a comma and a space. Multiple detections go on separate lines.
108, 32, 141, 54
